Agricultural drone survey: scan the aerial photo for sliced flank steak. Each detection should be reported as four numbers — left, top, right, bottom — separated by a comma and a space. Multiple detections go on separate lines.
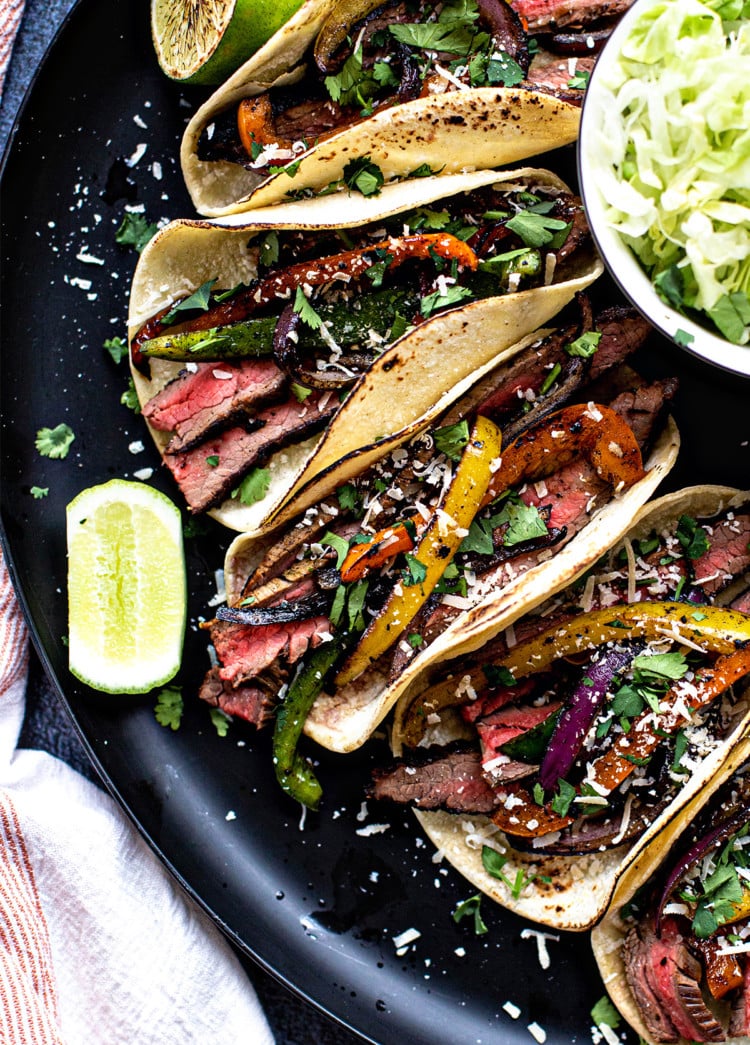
369, 743, 502, 815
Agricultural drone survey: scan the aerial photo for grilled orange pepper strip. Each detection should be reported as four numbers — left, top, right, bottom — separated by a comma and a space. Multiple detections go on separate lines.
481, 402, 645, 508
238, 95, 292, 155
340, 515, 423, 584
335, 416, 502, 687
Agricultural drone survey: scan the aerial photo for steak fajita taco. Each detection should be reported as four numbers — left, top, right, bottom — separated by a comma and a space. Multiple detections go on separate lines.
377, 487, 750, 931
200, 298, 679, 808
592, 735, 750, 1043
180, 0, 633, 216
129, 168, 601, 532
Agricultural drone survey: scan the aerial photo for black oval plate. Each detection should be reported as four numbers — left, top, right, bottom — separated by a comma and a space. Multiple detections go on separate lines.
2, 2, 749, 1043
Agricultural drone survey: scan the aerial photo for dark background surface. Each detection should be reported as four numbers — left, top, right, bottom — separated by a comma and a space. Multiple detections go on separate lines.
1, 4, 748, 1045
0, 3, 360, 1042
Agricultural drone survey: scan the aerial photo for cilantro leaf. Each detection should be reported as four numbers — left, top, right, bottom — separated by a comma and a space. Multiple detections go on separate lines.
506, 211, 570, 248
30, 486, 49, 499
321, 531, 351, 570
483, 664, 516, 689
498, 501, 548, 547
258, 231, 280, 269
293, 286, 322, 329
389, 20, 476, 55
210, 708, 231, 737
337, 483, 359, 512
420, 284, 473, 317
161, 279, 217, 325
35, 423, 75, 459
675, 514, 710, 560
632, 650, 688, 682
154, 686, 183, 730
565, 331, 601, 358
115, 211, 158, 253
567, 69, 590, 90
452, 893, 488, 935
343, 156, 385, 197
121, 377, 141, 413
591, 996, 621, 1029
231, 467, 271, 506
403, 553, 428, 587
674, 328, 695, 348
433, 420, 470, 461
550, 779, 576, 817
654, 265, 684, 309
104, 335, 128, 364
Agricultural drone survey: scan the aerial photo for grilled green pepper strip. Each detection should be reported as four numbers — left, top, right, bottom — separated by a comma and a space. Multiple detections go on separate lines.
273, 639, 342, 809
139, 288, 421, 361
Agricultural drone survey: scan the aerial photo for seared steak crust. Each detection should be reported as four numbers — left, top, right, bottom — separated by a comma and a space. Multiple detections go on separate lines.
369, 743, 502, 814
199, 666, 277, 729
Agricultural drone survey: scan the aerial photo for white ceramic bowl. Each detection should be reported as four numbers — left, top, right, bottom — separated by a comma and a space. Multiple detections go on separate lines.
578, 0, 750, 378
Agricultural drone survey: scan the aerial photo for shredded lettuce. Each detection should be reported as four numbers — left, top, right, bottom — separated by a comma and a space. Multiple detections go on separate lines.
594, 0, 750, 343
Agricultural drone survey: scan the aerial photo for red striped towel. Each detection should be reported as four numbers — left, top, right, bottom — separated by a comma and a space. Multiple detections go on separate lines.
0, 0, 24, 98
0, 550, 275, 1043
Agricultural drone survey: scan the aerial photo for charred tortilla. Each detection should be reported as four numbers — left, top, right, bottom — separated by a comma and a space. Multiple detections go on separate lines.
180, 0, 592, 217
385, 487, 750, 931
129, 168, 601, 532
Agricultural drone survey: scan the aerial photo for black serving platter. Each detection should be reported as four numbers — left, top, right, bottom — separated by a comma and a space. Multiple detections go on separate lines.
1, 2, 749, 1043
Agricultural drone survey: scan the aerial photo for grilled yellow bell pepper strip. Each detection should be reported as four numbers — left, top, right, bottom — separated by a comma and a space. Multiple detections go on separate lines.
499, 602, 750, 680
334, 415, 503, 687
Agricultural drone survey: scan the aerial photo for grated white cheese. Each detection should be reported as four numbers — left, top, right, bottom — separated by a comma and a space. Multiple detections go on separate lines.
528, 1022, 547, 1043
520, 928, 559, 971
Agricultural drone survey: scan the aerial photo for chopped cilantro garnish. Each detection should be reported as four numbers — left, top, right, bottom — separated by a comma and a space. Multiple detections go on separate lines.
121, 378, 141, 414
206, 455, 219, 468
30, 486, 49, 499
154, 686, 183, 730
420, 284, 473, 318
674, 328, 695, 347
115, 211, 158, 253
258, 230, 280, 269
591, 996, 621, 1029
565, 331, 601, 358
337, 483, 359, 512
452, 893, 488, 935
567, 69, 590, 90
483, 664, 516, 689
676, 514, 710, 560
293, 286, 323, 329
550, 779, 576, 817
231, 466, 271, 506
161, 278, 217, 325
291, 382, 313, 403
35, 423, 75, 459
209, 708, 231, 737
533, 782, 545, 805
321, 531, 351, 570
506, 210, 570, 248
433, 420, 470, 461
104, 335, 128, 364
343, 156, 385, 197
403, 553, 428, 587
539, 362, 561, 395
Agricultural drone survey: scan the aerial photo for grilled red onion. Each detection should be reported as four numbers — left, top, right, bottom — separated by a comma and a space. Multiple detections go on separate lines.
655, 807, 750, 934
273, 303, 358, 390
538, 645, 638, 791
217, 590, 331, 625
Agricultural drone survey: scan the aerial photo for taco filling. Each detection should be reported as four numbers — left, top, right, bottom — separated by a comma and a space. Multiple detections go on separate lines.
132, 180, 592, 515
380, 498, 750, 858
197, 0, 630, 182
604, 759, 750, 1042
200, 298, 676, 805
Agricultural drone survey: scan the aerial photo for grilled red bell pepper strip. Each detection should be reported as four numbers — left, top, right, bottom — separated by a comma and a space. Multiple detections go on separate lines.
131, 233, 478, 371
335, 415, 503, 687
340, 515, 423, 584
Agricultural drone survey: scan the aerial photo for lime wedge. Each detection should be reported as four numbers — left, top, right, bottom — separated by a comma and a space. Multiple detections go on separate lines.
151, 0, 304, 85
66, 480, 187, 694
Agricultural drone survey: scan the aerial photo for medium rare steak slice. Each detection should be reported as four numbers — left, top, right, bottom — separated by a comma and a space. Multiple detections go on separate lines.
211, 615, 331, 685
369, 743, 501, 814
144, 359, 287, 453
624, 917, 724, 1043
588, 308, 653, 382
693, 511, 750, 597
729, 961, 750, 1038
511, 0, 635, 30
164, 391, 338, 513
199, 666, 277, 728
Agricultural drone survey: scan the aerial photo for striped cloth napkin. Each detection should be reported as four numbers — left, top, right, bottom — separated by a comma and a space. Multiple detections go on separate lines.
0, 0, 23, 98
0, 550, 276, 1043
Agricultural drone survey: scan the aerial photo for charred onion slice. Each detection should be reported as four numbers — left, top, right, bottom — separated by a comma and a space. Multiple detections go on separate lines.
537, 644, 639, 791
131, 232, 478, 371
335, 415, 503, 687
313, 0, 385, 72
216, 590, 331, 625
272, 302, 362, 390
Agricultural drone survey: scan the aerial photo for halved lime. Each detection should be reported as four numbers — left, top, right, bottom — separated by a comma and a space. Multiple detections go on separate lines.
66, 480, 186, 694
151, 0, 304, 86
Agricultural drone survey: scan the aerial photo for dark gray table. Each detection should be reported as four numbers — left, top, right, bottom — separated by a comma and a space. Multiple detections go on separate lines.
1, 3, 362, 1041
